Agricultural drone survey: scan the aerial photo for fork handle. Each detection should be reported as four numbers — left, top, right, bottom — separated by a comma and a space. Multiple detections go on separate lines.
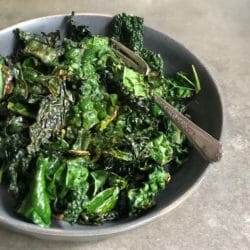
154, 95, 222, 162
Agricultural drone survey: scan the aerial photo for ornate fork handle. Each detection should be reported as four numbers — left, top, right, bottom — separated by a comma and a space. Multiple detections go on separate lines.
154, 95, 222, 162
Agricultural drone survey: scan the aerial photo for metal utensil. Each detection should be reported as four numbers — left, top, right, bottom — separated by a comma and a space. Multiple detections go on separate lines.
111, 38, 222, 162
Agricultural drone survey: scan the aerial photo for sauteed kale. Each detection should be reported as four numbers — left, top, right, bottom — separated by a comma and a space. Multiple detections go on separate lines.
0, 13, 200, 227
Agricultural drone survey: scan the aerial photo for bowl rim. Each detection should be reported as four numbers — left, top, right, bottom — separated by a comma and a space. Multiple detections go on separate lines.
0, 12, 225, 239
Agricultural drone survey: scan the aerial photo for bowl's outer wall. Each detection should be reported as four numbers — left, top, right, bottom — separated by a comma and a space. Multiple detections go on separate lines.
0, 14, 223, 240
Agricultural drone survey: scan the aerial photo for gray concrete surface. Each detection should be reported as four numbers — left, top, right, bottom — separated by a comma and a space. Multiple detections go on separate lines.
0, 0, 249, 249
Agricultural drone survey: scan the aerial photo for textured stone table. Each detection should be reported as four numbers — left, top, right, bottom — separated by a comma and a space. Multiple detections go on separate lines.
0, 0, 249, 249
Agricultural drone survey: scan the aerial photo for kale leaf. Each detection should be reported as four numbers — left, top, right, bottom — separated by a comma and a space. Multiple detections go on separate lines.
0, 56, 13, 99
113, 13, 144, 53
128, 167, 170, 216
17, 155, 51, 228
86, 187, 119, 217
28, 85, 70, 153
67, 12, 92, 42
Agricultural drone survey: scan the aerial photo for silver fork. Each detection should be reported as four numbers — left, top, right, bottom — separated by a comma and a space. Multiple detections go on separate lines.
111, 38, 222, 162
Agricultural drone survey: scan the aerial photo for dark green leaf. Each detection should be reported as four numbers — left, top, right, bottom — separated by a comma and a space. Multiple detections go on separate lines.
46, 162, 67, 200
140, 48, 164, 74
17, 155, 51, 228
113, 13, 144, 52
86, 187, 119, 216
28, 86, 70, 153
128, 168, 170, 215
146, 132, 173, 165
63, 188, 89, 224
7, 101, 36, 118
67, 12, 92, 42
23, 40, 60, 65
66, 159, 89, 190
91, 170, 108, 196
0, 56, 13, 99
122, 67, 149, 98
104, 149, 133, 162
108, 172, 127, 190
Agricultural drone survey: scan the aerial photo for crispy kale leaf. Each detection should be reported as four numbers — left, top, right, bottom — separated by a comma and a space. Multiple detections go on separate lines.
65, 158, 89, 190
122, 67, 149, 98
146, 132, 173, 166
0, 57, 13, 99
86, 187, 119, 217
67, 12, 92, 42
17, 29, 60, 47
140, 48, 164, 74
63, 158, 90, 223
17, 29, 63, 65
23, 40, 59, 65
113, 13, 144, 52
91, 170, 108, 196
112, 13, 164, 74
17, 155, 51, 228
0, 115, 31, 197
128, 167, 170, 215
28, 86, 70, 153
63, 189, 89, 223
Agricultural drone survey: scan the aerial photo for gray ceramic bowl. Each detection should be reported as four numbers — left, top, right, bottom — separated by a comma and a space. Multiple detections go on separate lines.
0, 14, 223, 241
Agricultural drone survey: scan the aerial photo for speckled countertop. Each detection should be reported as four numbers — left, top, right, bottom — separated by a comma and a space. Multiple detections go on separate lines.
0, 0, 249, 249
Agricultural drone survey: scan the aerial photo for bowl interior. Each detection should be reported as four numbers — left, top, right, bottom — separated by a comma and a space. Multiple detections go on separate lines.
0, 14, 223, 240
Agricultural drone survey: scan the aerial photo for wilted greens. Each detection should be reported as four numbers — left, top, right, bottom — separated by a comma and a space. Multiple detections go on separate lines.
0, 13, 200, 227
